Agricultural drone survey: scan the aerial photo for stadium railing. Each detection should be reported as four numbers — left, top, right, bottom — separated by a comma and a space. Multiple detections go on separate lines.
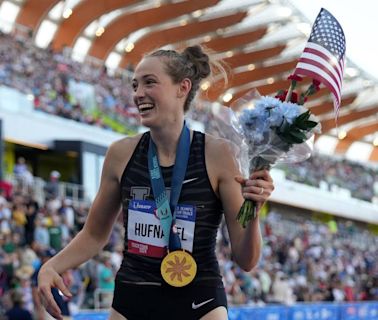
9, 175, 88, 206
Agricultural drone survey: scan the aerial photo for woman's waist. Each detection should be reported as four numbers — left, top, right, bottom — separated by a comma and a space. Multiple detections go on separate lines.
117, 252, 222, 283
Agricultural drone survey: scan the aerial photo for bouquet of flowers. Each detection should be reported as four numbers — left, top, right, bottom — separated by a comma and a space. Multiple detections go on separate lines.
214, 75, 322, 227
212, 8, 345, 227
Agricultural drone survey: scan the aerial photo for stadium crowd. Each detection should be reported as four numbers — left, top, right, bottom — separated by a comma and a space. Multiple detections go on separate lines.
219, 210, 377, 305
0, 175, 376, 318
277, 155, 378, 203
0, 31, 139, 135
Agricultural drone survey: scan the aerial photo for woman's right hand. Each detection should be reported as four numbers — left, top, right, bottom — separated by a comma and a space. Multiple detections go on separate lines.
37, 265, 72, 320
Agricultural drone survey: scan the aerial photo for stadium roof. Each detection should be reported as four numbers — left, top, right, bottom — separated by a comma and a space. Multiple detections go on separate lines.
1, 0, 378, 162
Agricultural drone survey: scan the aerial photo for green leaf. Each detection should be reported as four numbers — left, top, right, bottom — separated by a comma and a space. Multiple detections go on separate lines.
294, 111, 311, 124
304, 120, 318, 128
278, 119, 291, 134
294, 120, 318, 131
280, 132, 297, 144
289, 130, 307, 143
295, 122, 309, 130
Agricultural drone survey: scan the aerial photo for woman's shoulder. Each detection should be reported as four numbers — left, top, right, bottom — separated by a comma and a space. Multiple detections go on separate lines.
203, 133, 241, 185
204, 133, 241, 171
110, 133, 144, 152
103, 133, 146, 181
106, 133, 145, 164
204, 132, 237, 154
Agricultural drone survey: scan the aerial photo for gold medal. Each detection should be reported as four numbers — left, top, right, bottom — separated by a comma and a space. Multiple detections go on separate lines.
160, 250, 197, 287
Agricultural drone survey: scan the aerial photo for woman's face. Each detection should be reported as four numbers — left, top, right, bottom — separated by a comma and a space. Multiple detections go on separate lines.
132, 57, 184, 128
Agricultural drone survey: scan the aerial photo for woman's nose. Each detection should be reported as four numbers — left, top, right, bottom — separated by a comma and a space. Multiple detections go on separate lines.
134, 85, 145, 99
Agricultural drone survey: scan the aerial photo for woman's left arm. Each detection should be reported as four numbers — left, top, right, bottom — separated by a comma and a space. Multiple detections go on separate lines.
206, 137, 274, 271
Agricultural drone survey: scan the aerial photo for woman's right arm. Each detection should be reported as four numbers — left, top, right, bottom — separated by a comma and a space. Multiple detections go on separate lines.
38, 138, 134, 319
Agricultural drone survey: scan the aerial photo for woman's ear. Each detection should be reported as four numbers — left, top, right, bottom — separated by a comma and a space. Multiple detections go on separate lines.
177, 78, 192, 98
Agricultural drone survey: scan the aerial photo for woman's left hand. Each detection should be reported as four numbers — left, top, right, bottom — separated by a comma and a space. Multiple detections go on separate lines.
235, 169, 274, 209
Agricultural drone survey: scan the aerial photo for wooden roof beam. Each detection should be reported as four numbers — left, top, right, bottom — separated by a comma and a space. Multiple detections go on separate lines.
321, 105, 378, 132
369, 147, 378, 161
53, 0, 141, 50
310, 95, 357, 116
335, 121, 378, 153
89, 0, 220, 59
222, 45, 286, 69
201, 27, 268, 52
16, 0, 59, 31
119, 11, 248, 67
205, 59, 297, 101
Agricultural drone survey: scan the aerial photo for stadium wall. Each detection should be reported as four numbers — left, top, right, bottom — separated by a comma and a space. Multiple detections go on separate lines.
0, 85, 124, 148
72, 302, 378, 320
270, 169, 378, 225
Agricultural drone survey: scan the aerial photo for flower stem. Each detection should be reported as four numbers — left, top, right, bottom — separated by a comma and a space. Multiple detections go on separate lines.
285, 80, 296, 102
236, 199, 257, 228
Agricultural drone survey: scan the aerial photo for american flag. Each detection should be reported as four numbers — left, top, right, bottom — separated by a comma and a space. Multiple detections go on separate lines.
293, 8, 346, 117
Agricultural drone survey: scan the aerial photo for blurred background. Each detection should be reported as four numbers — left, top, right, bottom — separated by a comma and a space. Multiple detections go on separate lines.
0, 0, 377, 319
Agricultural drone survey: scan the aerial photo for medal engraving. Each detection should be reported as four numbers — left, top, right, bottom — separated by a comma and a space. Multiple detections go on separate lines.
161, 250, 197, 287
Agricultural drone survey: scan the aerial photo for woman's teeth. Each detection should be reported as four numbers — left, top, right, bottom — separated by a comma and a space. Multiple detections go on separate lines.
139, 104, 154, 113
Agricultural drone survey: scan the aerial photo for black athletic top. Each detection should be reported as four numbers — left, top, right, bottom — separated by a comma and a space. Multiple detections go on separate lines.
116, 131, 224, 287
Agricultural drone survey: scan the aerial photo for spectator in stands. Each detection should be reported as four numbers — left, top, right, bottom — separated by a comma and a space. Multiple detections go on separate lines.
14, 265, 35, 313
97, 251, 115, 292
58, 199, 75, 230
48, 214, 63, 251
33, 215, 50, 250
37, 45, 274, 320
271, 272, 295, 305
73, 203, 88, 232
5, 289, 33, 320
44, 171, 61, 201
79, 259, 99, 309
0, 200, 12, 236
12, 202, 27, 240
0, 188, 7, 206
13, 157, 28, 180
24, 199, 38, 246
0, 181, 13, 200
13, 157, 34, 194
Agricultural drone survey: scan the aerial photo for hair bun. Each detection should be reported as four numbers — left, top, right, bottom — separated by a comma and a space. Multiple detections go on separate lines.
182, 45, 211, 80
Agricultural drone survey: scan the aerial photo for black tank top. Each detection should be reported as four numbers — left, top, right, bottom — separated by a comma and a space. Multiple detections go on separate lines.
117, 131, 224, 287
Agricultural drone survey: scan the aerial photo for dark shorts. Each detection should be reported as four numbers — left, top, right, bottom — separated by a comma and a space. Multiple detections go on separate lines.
112, 281, 227, 320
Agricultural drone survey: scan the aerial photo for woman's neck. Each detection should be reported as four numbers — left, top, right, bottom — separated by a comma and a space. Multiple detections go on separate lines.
150, 121, 184, 166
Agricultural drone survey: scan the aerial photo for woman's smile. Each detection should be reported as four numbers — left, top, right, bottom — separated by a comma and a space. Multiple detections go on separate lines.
138, 103, 155, 115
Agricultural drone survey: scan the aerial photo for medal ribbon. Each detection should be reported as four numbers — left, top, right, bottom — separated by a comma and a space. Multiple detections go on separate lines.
148, 123, 190, 251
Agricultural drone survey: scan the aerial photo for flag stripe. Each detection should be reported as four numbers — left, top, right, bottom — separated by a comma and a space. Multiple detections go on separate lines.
305, 43, 343, 81
295, 68, 340, 117
294, 66, 340, 104
299, 55, 341, 91
302, 49, 343, 87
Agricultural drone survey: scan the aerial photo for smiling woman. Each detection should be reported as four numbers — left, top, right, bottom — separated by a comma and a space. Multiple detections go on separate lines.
131, 46, 212, 130
37, 45, 274, 320
131, 55, 185, 129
